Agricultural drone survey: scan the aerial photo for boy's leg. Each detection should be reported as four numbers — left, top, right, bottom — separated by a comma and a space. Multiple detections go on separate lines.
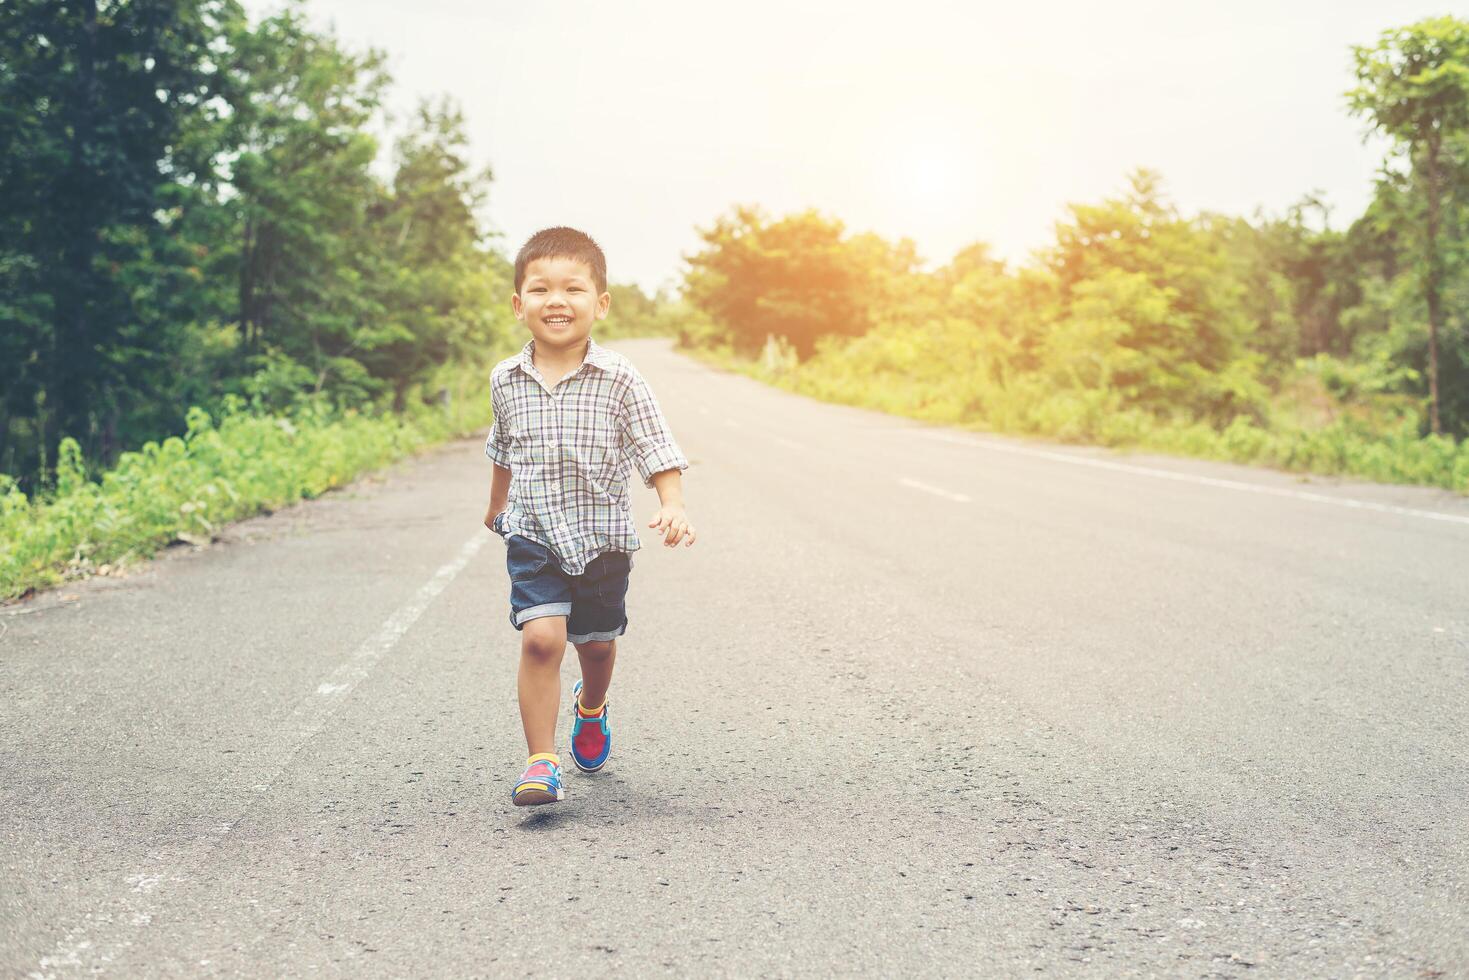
566, 549, 630, 711
518, 615, 568, 756
573, 639, 616, 710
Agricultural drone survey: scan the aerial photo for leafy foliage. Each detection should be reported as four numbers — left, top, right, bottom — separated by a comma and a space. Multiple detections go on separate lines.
0, 1, 518, 487
678, 17, 1469, 469
1348, 15, 1469, 434
0, 0, 244, 474
684, 205, 919, 358
0, 367, 499, 601
683, 153, 1469, 491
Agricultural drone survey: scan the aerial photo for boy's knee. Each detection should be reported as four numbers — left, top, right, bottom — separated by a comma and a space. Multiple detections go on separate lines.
520, 618, 566, 661
575, 638, 615, 661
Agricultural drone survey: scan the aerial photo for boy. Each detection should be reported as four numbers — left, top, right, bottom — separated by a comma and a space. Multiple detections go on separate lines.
482, 227, 696, 806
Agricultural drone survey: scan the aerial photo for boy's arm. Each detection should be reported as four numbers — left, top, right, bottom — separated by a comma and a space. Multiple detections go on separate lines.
619, 368, 694, 548
483, 376, 514, 529
619, 368, 688, 489
648, 468, 695, 548
484, 463, 511, 530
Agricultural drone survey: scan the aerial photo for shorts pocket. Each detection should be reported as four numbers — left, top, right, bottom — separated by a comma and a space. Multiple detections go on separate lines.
506, 535, 552, 578
593, 552, 631, 604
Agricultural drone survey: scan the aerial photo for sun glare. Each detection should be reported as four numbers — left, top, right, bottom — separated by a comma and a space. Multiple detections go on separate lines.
895, 148, 960, 211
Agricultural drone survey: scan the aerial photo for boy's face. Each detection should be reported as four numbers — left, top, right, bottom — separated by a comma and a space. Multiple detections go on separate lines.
512, 256, 610, 351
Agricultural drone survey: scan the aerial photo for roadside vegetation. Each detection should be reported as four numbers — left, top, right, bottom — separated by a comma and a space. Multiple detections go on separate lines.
675, 17, 1469, 494
0, 377, 480, 598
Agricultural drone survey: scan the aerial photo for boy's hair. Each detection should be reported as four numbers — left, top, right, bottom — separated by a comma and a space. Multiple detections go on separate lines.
514, 226, 607, 295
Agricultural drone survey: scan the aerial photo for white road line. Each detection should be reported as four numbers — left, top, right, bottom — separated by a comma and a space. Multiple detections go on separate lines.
918, 431, 1469, 527
33, 531, 490, 979
899, 477, 972, 503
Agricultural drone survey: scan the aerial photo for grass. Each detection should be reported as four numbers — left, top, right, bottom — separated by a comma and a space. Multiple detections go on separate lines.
1, 370, 497, 602
681, 341, 1469, 495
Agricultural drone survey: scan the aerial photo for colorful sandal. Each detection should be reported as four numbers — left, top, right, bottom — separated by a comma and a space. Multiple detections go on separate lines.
570, 679, 612, 773
511, 753, 564, 806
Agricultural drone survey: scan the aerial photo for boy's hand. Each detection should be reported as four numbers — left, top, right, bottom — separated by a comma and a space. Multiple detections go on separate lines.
648, 504, 696, 548
484, 505, 505, 532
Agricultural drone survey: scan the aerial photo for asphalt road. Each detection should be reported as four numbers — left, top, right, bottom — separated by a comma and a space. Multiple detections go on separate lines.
3, 337, 1467, 978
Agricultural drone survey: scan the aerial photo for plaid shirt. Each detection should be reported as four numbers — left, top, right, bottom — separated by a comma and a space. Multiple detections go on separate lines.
484, 337, 689, 575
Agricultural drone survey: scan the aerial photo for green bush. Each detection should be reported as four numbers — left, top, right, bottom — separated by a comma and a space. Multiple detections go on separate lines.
1, 381, 493, 601
682, 340, 1469, 495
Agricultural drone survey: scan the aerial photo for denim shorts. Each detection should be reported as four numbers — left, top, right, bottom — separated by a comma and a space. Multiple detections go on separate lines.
502, 533, 631, 644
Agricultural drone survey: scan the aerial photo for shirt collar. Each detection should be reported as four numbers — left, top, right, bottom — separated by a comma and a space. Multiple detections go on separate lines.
516, 336, 615, 379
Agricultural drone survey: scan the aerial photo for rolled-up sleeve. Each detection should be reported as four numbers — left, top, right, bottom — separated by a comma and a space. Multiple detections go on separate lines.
619, 369, 688, 488
484, 377, 512, 467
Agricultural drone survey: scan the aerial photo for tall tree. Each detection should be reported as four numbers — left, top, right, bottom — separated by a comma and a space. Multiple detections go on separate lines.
684, 206, 917, 358
363, 97, 498, 409
1349, 16, 1469, 434
218, 6, 389, 408
0, 0, 241, 478
1041, 170, 1266, 423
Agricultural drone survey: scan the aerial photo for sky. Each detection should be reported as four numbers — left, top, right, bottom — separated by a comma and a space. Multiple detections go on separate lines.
246, 0, 1451, 293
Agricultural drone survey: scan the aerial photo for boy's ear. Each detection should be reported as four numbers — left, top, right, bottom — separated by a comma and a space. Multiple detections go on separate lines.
596, 290, 610, 320
511, 292, 524, 319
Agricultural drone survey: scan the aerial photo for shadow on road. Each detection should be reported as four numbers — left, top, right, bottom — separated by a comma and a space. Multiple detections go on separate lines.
515, 808, 573, 831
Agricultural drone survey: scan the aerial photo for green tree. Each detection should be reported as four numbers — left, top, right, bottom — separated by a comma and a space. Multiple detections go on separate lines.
1206, 196, 1371, 371
219, 6, 389, 408
0, 0, 242, 480
364, 97, 503, 409
1349, 15, 1469, 434
598, 283, 660, 338
684, 205, 918, 358
1358, 145, 1469, 436
1041, 170, 1267, 422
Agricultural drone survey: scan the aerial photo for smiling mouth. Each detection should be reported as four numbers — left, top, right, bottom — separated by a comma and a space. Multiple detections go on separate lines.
544, 315, 573, 326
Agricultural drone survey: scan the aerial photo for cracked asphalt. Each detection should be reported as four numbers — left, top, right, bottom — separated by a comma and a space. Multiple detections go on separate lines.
3, 337, 1467, 978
